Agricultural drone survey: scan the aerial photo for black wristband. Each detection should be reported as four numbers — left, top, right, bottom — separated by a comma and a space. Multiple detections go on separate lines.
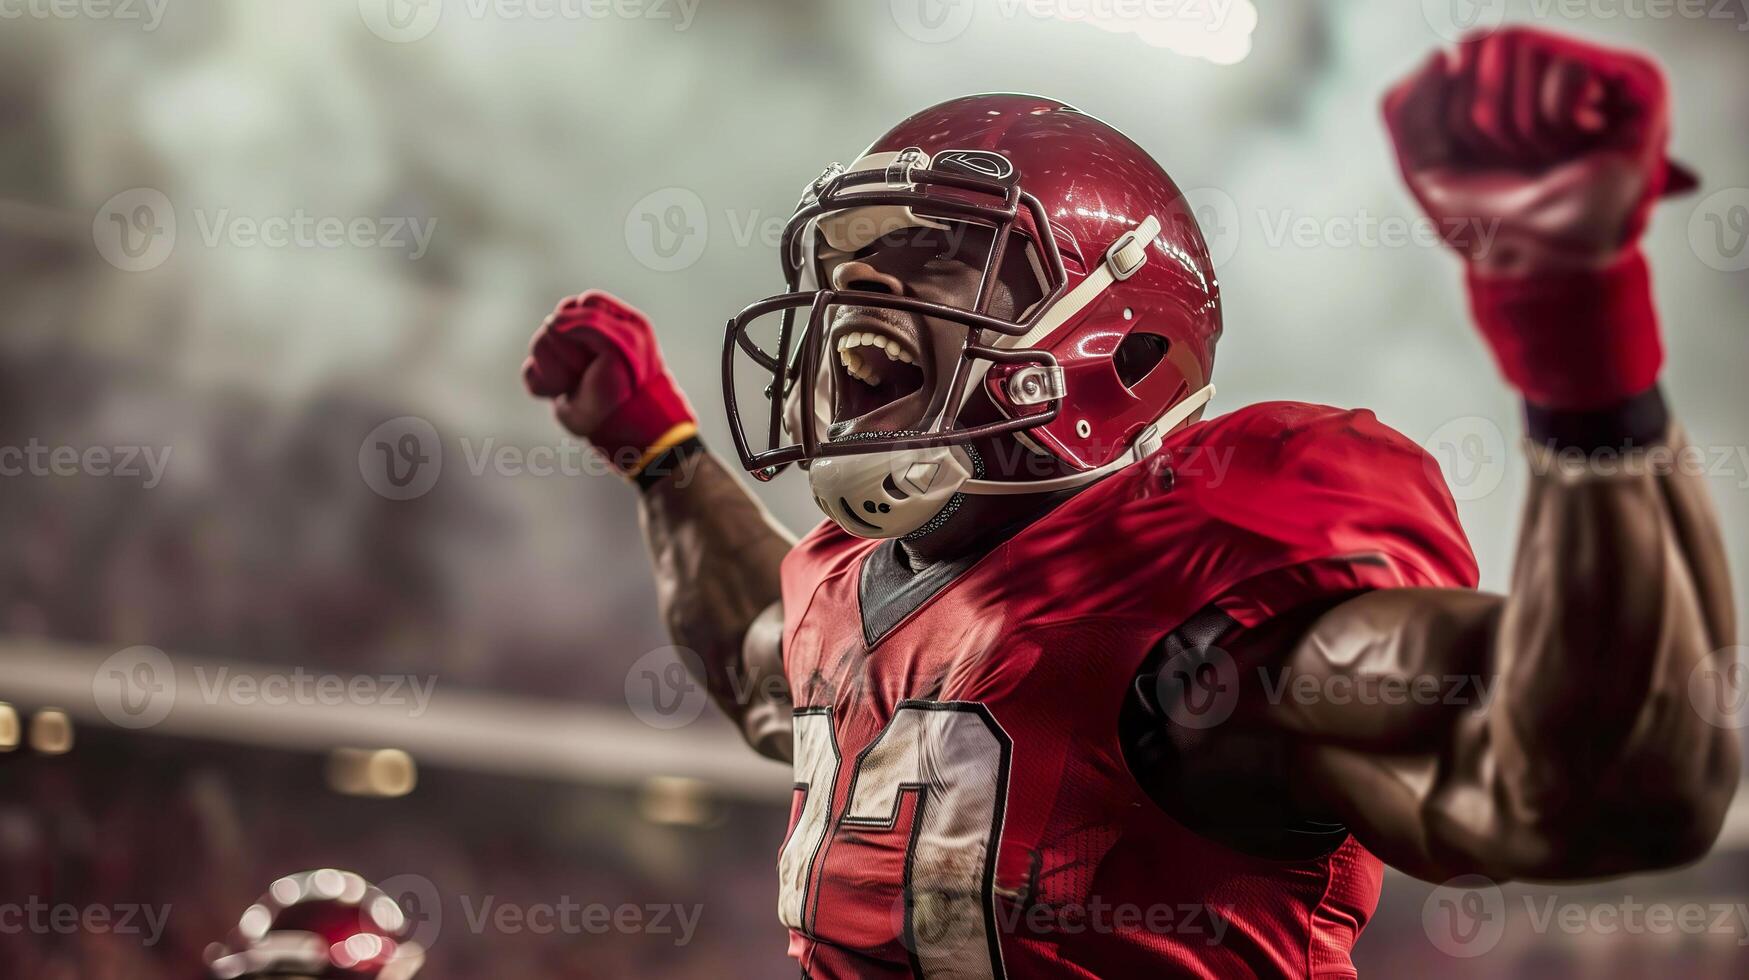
1524, 384, 1669, 453
635, 434, 706, 492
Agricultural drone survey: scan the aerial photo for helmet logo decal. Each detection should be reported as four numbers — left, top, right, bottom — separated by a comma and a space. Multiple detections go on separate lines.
934, 149, 1015, 182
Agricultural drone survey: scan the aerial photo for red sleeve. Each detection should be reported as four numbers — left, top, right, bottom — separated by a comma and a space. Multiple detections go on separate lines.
1165, 401, 1480, 628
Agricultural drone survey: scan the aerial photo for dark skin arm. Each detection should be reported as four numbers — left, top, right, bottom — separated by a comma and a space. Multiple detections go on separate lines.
1273, 427, 1735, 882
637, 452, 794, 761
1238, 423, 1738, 883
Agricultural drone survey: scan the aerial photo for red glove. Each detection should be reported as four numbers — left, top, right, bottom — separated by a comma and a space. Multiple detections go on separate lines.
1382, 27, 1696, 410
522, 290, 697, 476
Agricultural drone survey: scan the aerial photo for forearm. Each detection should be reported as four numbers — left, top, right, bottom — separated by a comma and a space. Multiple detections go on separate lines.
637, 442, 794, 732
1490, 398, 1738, 861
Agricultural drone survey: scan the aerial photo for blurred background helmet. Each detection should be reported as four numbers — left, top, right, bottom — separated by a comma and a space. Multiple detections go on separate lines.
203, 870, 423, 980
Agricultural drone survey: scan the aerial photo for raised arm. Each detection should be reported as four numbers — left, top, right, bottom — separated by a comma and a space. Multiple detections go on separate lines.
1276, 27, 1739, 882
524, 291, 794, 760
1273, 413, 1736, 882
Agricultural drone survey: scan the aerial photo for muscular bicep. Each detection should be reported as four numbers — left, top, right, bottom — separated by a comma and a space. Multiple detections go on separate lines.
1260, 589, 1557, 882
738, 599, 793, 763
1218, 589, 1517, 880
1236, 589, 1503, 749
1274, 583, 1727, 883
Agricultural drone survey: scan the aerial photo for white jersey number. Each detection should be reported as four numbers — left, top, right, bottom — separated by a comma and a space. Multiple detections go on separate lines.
777, 701, 1013, 979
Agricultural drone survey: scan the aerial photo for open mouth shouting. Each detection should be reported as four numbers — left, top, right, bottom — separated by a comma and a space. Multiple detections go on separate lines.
828, 309, 931, 436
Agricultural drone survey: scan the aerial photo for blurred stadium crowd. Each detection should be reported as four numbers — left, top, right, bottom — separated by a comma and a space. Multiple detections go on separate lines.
0, 728, 790, 978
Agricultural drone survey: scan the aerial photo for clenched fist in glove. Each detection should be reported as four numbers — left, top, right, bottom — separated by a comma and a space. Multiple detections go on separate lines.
523, 291, 698, 478
1383, 27, 1696, 411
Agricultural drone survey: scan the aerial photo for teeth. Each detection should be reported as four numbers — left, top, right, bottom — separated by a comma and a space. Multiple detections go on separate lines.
835, 330, 918, 387
835, 331, 913, 364
838, 349, 882, 386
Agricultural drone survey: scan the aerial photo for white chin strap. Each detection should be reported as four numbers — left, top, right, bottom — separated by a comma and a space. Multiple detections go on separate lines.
807, 384, 1214, 540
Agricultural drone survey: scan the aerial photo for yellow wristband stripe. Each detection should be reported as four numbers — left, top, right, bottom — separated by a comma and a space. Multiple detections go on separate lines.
626, 421, 700, 479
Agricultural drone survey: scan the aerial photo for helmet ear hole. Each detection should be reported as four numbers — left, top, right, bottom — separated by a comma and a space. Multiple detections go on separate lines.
1113, 332, 1170, 389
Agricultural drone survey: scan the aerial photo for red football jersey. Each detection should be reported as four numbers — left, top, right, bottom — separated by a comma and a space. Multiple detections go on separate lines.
776, 402, 1479, 979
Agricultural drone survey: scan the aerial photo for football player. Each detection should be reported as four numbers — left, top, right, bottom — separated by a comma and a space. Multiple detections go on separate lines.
524, 28, 1739, 978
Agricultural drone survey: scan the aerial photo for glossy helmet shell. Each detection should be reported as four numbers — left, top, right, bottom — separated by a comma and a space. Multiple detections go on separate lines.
724, 93, 1221, 477
864, 93, 1221, 469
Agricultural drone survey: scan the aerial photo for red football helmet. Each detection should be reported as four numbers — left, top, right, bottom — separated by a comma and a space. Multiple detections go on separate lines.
723, 93, 1221, 538
204, 870, 423, 980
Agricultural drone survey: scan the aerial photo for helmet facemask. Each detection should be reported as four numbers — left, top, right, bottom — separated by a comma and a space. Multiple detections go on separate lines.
724, 149, 1068, 538
726, 148, 1066, 466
